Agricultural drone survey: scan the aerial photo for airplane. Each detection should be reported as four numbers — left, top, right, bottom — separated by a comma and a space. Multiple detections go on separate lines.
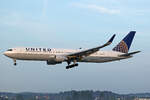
3, 31, 140, 69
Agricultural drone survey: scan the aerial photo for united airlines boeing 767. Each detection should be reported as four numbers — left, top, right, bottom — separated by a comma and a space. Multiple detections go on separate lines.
4, 31, 140, 69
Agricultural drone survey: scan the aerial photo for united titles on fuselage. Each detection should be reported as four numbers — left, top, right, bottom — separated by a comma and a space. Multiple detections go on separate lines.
26, 48, 51, 52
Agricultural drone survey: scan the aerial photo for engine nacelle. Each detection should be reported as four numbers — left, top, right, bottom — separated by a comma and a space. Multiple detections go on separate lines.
46, 55, 67, 65
47, 60, 62, 65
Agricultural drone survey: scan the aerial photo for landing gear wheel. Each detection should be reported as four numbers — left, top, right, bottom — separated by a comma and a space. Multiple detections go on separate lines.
66, 63, 79, 69
14, 63, 17, 66
66, 66, 70, 69
74, 63, 78, 66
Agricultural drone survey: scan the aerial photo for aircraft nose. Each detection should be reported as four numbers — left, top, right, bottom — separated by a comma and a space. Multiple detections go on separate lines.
3, 51, 8, 56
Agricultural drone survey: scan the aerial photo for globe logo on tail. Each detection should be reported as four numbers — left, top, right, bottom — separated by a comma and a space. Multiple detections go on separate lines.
113, 40, 128, 53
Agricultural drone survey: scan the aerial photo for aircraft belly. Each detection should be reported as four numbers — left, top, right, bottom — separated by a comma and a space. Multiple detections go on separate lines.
81, 56, 118, 63
11, 53, 54, 61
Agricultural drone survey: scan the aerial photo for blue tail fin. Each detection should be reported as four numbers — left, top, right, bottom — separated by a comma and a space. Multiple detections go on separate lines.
112, 31, 136, 53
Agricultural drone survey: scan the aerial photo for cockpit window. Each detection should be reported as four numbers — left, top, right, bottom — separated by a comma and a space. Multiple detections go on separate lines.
7, 49, 13, 51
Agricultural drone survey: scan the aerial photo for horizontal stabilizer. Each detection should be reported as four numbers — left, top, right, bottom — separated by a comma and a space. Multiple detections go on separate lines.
119, 51, 141, 57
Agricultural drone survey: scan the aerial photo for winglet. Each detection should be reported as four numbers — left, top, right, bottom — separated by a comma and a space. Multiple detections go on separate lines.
107, 34, 116, 44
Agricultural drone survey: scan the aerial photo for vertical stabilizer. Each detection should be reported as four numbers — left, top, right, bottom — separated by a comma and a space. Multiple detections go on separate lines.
112, 31, 136, 53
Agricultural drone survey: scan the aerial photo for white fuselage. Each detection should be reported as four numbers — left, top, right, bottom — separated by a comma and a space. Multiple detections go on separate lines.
4, 47, 130, 63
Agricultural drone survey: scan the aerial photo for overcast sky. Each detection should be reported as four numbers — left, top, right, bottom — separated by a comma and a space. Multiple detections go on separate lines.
0, 0, 150, 94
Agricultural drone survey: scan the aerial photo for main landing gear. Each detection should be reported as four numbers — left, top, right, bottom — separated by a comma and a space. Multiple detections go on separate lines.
13, 59, 17, 66
66, 60, 78, 69
66, 63, 78, 69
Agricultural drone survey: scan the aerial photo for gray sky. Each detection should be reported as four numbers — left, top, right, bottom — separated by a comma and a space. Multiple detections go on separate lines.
0, 0, 150, 94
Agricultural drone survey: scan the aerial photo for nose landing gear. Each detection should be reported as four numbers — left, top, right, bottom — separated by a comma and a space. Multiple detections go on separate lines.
13, 59, 17, 66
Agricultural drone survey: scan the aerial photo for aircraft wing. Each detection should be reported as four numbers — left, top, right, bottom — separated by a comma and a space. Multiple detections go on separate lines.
66, 34, 116, 61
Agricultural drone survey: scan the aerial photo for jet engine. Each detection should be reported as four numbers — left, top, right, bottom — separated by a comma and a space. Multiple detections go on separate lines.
46, 55, 67, 65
